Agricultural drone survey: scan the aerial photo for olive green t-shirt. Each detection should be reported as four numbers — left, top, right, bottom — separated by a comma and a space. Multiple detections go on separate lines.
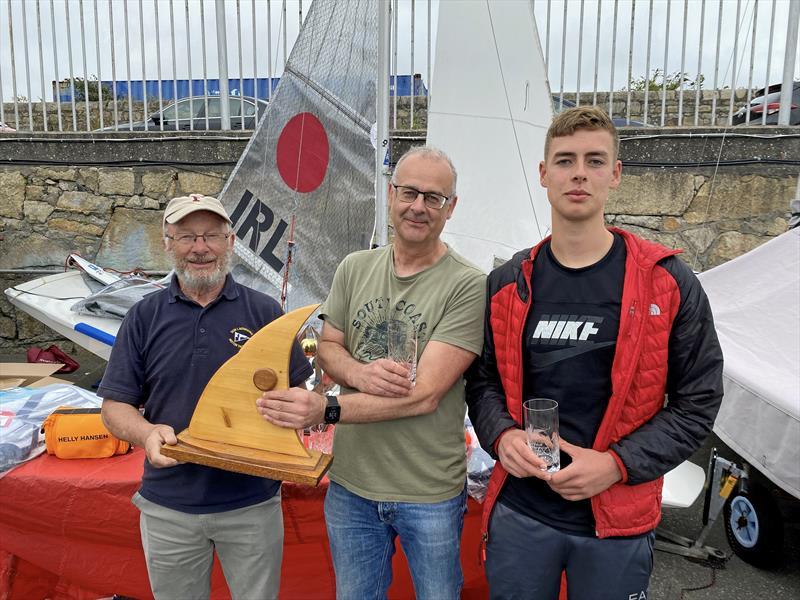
319, 244, 486, 502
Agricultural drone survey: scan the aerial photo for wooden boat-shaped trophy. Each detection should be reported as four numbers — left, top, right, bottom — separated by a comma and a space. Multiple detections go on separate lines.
161, 304, 332, 486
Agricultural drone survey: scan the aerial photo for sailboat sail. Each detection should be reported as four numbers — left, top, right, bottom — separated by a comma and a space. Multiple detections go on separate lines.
219, 0, 377, 309
427, 0, 553, 273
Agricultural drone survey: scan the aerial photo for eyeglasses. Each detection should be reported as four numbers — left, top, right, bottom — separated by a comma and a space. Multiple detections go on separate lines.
391, 184, 451, 210
165, 232, 231, 247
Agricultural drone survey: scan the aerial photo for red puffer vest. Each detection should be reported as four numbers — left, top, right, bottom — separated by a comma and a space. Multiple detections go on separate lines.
481, 228, 682, 548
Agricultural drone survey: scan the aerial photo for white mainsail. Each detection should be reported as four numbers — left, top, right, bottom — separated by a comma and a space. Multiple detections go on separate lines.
427, 0, 553, 272
219, 0, 378, 310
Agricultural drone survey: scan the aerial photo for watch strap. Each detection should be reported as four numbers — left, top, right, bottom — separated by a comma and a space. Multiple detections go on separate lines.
324, 394, 341, 424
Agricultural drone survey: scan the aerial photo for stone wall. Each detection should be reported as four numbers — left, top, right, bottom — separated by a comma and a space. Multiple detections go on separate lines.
606, 171, 793, 268
393, 89, 761, 130
0, 165, 227, 272
0, 163, 229, 352
556, 88, 757, 127
2, 100, 161, 132
1, 130, 797, 353
605, 128, 798, 268
1, 87, 762, 132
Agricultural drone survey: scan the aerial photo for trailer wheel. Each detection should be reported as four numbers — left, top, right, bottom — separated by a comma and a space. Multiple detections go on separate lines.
723, 482, 783, 568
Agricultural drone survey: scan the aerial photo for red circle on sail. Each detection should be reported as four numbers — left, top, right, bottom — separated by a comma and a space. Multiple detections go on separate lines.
276, 112, 329, 193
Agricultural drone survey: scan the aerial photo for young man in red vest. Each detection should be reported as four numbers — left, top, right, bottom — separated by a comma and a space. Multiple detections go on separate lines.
466, 106, 724, 599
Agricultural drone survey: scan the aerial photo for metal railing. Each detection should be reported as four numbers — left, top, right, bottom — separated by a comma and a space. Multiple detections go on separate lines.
540, 0, 799, 127
0, 0, 797, 133
1, 0, 311, 132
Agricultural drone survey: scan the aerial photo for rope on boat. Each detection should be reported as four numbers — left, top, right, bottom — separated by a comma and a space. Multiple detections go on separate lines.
280, 215, 297, 312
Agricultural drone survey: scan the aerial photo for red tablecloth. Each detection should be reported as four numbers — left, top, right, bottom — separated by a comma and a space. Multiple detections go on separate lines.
0, 449, 488, 599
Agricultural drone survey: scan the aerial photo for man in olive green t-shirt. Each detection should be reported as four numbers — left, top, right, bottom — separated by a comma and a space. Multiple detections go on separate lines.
257, 147, 485, 600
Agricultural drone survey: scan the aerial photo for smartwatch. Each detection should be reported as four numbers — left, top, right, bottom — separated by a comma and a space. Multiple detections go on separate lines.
324, 394, 341, 424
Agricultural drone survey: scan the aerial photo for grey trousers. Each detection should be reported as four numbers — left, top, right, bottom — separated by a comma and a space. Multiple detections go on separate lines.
133, 492, 284, 600
485, 502, 654, 600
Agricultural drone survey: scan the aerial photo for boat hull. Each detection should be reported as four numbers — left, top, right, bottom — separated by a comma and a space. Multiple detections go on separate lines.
5, 271, 119, 361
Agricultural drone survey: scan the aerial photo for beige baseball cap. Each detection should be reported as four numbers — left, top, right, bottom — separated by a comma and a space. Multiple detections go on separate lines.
163, 194, 232, 225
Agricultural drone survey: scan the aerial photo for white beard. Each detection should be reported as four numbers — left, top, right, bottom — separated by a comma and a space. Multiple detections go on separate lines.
171, 246, 232, 296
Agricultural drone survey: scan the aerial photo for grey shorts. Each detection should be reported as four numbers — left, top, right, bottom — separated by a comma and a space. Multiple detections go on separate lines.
485, 501, 654, 600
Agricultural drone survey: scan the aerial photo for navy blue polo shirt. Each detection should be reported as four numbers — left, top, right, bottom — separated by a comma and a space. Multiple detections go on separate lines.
97, 274, 313, 514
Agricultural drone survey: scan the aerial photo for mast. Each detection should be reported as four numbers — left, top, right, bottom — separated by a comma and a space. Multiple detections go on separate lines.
375, 0, 391, 247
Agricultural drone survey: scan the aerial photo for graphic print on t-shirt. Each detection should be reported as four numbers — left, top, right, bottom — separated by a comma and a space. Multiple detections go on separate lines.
529, 314, 616, 367
350, 296, 428, 363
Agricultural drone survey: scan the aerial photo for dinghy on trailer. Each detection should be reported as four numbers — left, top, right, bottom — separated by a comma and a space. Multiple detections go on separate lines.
6, 270, 118, 361
5, 255, 169, 361
5, 256, 134, 361
698, 227, 800, 567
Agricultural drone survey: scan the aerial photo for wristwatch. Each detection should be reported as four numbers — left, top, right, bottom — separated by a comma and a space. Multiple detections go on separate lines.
323, 394, 341, 424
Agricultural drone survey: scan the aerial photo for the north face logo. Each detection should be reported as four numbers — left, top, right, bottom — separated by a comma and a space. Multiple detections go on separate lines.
649, 304, 661, 316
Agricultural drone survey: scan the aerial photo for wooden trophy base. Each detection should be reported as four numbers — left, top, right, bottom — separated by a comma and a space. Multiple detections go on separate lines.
161, 430, 333, 486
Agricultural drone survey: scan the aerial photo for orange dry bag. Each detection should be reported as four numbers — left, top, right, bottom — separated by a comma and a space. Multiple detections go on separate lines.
41, 407, 130, 459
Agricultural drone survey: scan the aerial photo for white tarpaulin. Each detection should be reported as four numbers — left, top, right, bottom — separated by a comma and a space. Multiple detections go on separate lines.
698, 228, 800, 498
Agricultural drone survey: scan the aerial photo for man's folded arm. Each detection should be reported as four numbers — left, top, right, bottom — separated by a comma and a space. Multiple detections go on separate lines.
338, 339, 477, 423
317, 321, 363, 390
466, 299, 516, 459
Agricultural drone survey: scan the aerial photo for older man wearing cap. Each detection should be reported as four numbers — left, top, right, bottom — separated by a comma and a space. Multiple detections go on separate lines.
99, 194, 312, 600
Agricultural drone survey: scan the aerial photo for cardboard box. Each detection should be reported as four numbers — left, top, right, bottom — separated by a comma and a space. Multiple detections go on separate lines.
0, 363, 74, 390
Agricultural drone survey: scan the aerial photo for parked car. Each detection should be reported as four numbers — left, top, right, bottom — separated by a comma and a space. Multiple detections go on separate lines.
0, 121, 15, 132
551, 95, 649, 127
732, 81, 800, 126
97, 95, 268, 131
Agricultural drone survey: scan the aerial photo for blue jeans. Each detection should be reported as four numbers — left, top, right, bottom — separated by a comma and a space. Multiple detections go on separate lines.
324, 480, 466, 600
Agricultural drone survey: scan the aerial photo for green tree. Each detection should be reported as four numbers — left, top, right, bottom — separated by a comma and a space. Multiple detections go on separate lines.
623, 69, 704, 92
61, 75, 112, 101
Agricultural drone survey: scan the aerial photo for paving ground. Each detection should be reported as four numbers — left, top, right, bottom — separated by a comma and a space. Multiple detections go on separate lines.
2, 346, 799, 599
650, 434, 800, 600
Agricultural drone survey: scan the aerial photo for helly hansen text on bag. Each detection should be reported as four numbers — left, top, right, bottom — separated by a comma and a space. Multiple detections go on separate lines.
41, 407, 130, 459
